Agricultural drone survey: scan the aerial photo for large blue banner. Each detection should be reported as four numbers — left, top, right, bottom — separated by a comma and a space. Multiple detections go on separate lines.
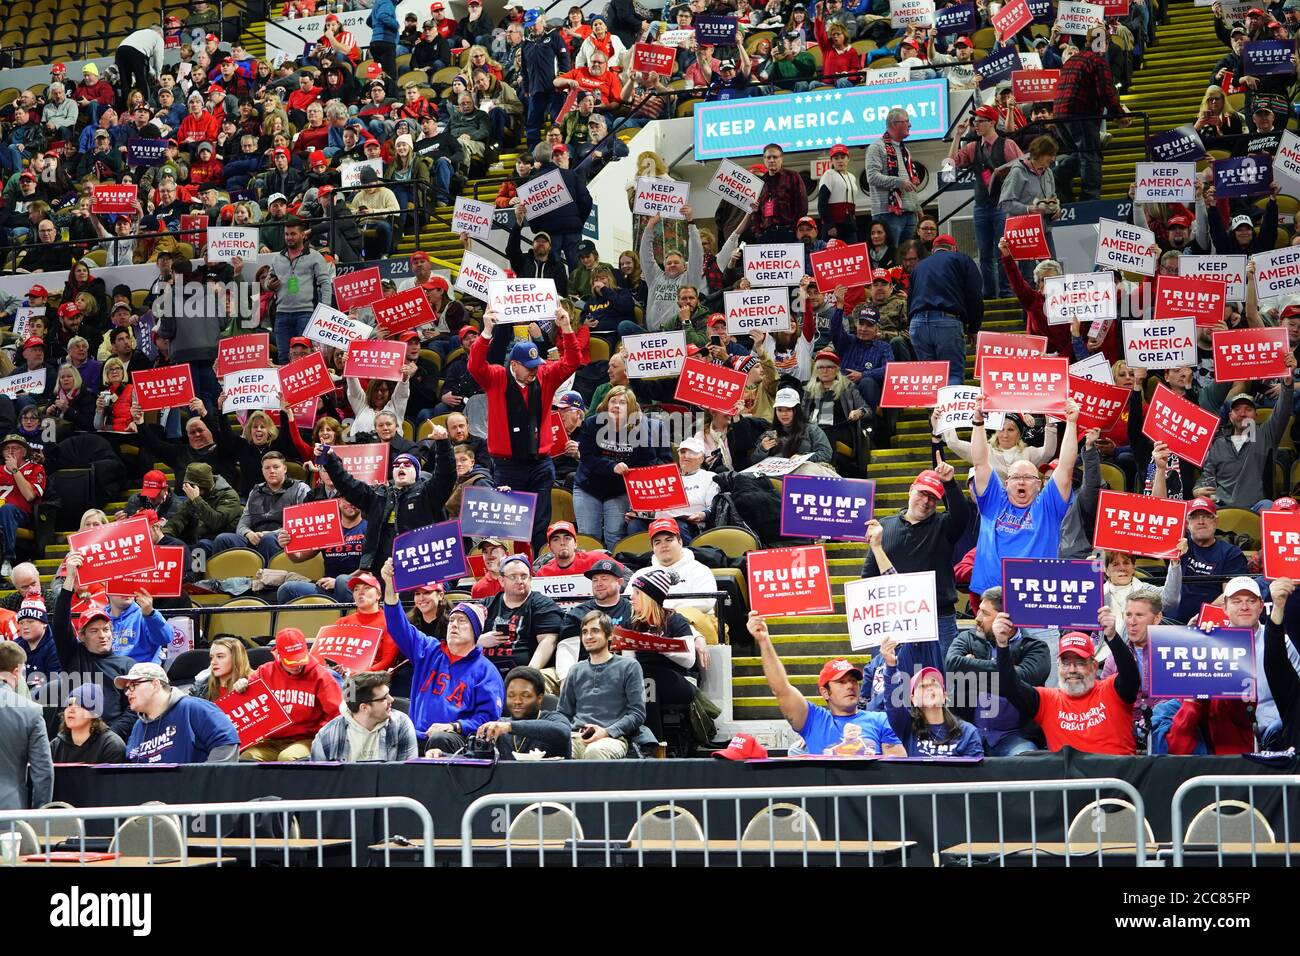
780, 475, 875, 540
459, 486, 538, 541
127, 137, 170, 167
1148, 625, 1257, 700
694, 15, 738, 45
392, 520, 467, 591
693, 78, 950, 160
1002, 558, 1104, 629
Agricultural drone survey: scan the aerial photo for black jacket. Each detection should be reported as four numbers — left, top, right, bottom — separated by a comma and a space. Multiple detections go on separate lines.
134, 415, 241, 492
506, 224, 570, 295
52, 587, 137, 740
859, 477, 969, 616
322, 447, 446, 571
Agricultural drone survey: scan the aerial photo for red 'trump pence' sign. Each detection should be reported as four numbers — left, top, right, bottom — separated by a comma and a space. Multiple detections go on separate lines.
105, 545, 185, 598
992, 0, 1033, 39
1153, 274, 1226, 327
278, 352, 335, 406
68, 515, 159, 586
673, 356, 749, 413
312, 622, 383, 671
632, 42, 677, 75
371, 286, 435, 335
344, 340, 407, 382
1141, 383, 1219, 467
748, 545, 834, 617
1261, 509, 1300, 579
91, 184, 138, 214
1003, 213, 1051, 259
332, 442, 390, 483
1212, 327, 1291, 381
623, 463, 690, 512
215, 679, 292, 750
879, 361, 950, 407
1093, 489, 1187, 559
980, 356, 1069, 415
810, 242, 874, 289
1010, 69, 1060, 103
1068, 375, 1128, 431
974, 331, 1047, 378
282, 499, 345, 552
333, 267, 384, 311
214, 333, 270, 378
130, 365, 195, 412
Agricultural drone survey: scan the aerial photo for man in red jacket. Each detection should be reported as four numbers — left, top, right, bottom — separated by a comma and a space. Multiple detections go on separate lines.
468, 301, 583, 553
235, 628, 343, 761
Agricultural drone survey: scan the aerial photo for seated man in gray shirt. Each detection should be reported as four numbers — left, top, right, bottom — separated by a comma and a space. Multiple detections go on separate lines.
475, 666, 572, 759
558, 610, 646, 759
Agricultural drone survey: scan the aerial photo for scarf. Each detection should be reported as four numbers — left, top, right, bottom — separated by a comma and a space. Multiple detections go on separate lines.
880, 136, 914, 215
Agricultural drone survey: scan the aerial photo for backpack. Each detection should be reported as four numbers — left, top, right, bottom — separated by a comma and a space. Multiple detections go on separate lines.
970, 136, 1013, 205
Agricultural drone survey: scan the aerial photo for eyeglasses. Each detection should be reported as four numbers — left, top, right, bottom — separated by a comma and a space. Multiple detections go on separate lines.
366, 693, 392, 705
1007, 474, 1041, 483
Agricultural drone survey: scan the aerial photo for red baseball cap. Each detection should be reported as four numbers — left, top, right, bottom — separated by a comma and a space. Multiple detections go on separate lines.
1058, 631, 1095, 661
796, 216, 817, 229
57, 301, 79, 318
552, 144, 568, 155
829, 143, 850, 157
954, 36, 973, 47
205, 31, 220, 41
933, 234, 958, 249
272, 146, 289, 159
748, 163, 766, 175
27, 285, 48, 298
136, 508, 160, 526
913, 469, 946, 499
712, 733, 769, 760
410, 250, 430, 263
547, 521, 578, 540
310, 150, 328, 168
422, 275, 450, 293
707, 312, 727, 328
76, 607, 111, 631
317, 184, 334, 198
648, 517, 681, 539
973, 104, 999, 122
275, 628, 310, 666
20, 336, 44, 351
813, 348, 840, 366
349, 571, 382, 592
141, 470, 169, 498
397, 330, 420, 343
1273, 497, 1299, 513
1167, 213, 1191, 228
818, 658, 863, 687
1188, 496, 1217, 516
289, 336, 312, 348
366, 61, 384, 79
871, 268, 891, 282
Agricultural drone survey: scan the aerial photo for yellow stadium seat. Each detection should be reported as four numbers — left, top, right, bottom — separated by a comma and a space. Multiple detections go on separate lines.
692, 527, 758, 560
1217, 508, 1260, 548
281, 595, 343, 638
270, 550, 325, 580
587, 336, 610, 361
206, 597, 274, 649
612, 531, 650, 555
206, 548, 265, 580
552, 487, 575, 524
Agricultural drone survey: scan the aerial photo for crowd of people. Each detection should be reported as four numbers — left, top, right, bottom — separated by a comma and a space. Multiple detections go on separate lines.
3, 0, 1300, 812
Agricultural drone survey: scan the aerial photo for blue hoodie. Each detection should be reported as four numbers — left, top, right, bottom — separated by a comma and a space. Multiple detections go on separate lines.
110, 604, 174, 665
383, 602, 504, 735
829, 308, 895, 381
125, 690, 240, 763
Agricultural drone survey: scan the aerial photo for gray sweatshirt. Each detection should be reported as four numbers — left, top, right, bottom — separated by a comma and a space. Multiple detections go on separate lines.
1201, 384, 1295, 510
997, 156, 1057, 217
42, 98, 78, 130
236, 478, 311, 534
640, 222, 703, 333
558, 654, 646, 740
270, 246, 332, 315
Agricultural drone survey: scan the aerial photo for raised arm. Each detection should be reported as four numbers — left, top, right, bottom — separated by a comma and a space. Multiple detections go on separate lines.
1050, 399, 1080, 502
1265, 579, 1300, 725
747, 610, 809, 731
1098, 604, 1141, 705
969, 405, 993, 495
993, 612, 1040, 719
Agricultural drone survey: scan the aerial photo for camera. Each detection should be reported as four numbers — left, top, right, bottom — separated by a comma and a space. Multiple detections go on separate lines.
99, 390, 116, 405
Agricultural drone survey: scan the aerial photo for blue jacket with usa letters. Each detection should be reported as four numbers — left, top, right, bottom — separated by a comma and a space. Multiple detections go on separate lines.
383, 601, 504, 735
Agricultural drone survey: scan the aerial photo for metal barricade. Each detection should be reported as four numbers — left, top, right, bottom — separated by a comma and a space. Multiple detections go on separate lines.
1170, 774, 1300, 867
0, 797, 435, 868
459, 779, 1148, 868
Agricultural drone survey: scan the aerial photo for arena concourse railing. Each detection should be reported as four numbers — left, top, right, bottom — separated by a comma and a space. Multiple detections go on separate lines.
0, 795, 436, 867
456, 778, 1151, 868
1170, 774, 1300, 868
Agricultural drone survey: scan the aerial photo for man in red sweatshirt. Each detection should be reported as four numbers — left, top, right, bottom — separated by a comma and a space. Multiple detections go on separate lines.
236, 628, 343, 761
468, 301, 583, 553
335, 571, 401, 673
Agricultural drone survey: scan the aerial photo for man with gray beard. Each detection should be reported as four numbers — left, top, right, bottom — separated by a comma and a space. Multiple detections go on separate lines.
995, 613, 1140, 755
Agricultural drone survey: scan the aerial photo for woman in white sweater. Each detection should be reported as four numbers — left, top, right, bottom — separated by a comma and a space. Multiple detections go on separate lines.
935, 411, 1059, 482
347, 371, 412, 438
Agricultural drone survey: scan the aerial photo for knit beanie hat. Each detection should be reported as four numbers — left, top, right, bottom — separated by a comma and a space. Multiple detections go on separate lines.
184, 461, 215, 493
451, 602, 487, 640
630, 568, 679, 608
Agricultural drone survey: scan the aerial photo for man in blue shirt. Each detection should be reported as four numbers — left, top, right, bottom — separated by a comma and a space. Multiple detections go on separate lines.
118, 663, 239, 764
970, 399, 1081, 683
906, 234, 984, 385
748, 611, 905, 756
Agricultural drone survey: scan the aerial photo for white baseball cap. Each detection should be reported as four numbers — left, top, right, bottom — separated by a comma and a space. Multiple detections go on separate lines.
774, 387, 802, 409
1224, 576, 1261, 599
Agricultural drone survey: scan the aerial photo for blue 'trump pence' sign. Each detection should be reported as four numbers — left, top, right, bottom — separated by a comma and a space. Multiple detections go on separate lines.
392, 520, 467, 591
780, 475, 875, 540
693, 78, 950, 160
1002, 558, 1104, 629
459, 486, 538, 541
1147, 625, 1257, 700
